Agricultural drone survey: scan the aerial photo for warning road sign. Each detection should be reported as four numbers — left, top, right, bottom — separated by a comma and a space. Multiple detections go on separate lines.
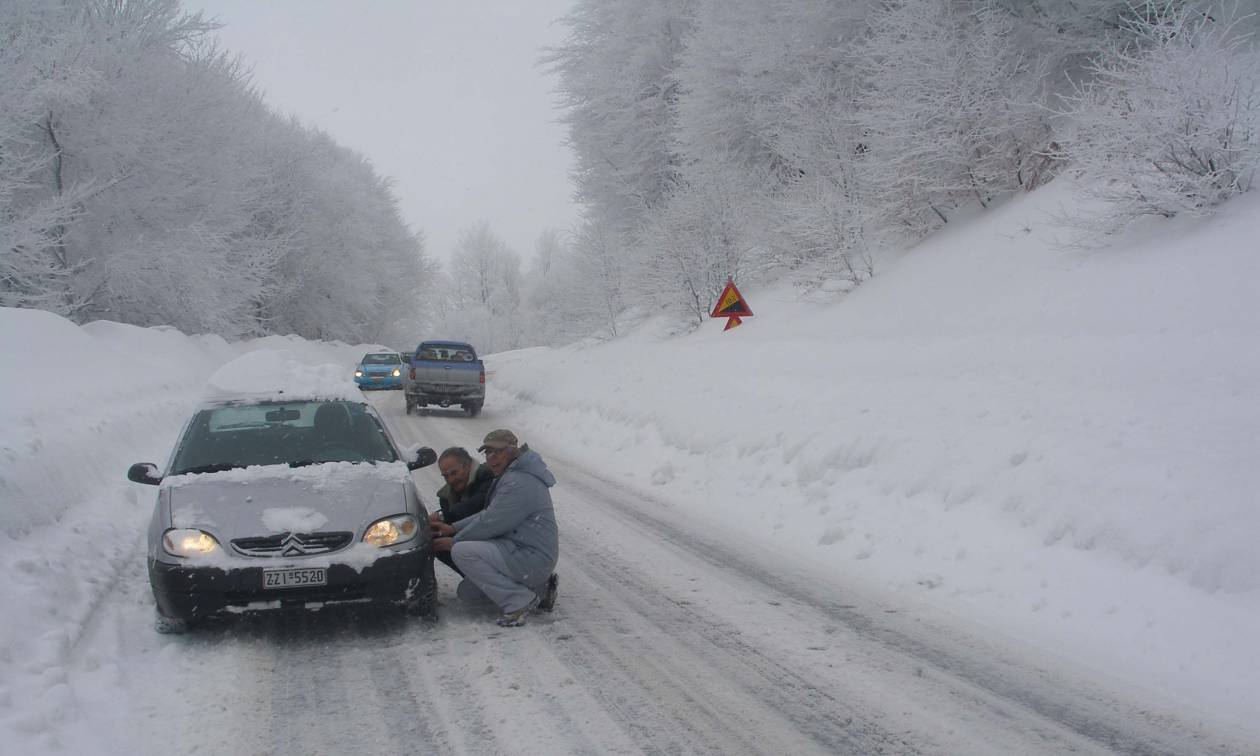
710, 279, 753, 330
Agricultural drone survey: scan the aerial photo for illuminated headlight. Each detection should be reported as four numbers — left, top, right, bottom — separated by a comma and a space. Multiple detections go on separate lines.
355, 370, 364, 378
362, 514, 418, 547
163, 529, 220, 557
391, 368, 401, 377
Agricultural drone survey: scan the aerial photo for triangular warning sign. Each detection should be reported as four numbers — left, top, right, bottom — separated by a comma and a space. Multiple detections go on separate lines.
710, 279, 753, 319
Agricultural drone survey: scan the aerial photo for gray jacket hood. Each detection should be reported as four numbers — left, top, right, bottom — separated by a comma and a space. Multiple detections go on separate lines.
511, 447, 556, 488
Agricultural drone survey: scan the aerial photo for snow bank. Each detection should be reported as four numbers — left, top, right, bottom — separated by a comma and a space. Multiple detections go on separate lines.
485, 180, 1260, 723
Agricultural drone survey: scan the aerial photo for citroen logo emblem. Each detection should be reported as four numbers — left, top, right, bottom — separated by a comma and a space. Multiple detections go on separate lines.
280, 533, 309, 557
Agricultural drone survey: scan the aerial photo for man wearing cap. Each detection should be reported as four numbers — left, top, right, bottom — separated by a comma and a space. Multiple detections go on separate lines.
431, 429, 560, 627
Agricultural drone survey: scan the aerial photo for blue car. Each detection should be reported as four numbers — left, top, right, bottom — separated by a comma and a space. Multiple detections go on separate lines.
354, 352, 404, 390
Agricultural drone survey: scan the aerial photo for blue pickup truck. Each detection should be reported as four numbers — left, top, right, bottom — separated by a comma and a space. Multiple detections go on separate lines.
403, 340, 485, 416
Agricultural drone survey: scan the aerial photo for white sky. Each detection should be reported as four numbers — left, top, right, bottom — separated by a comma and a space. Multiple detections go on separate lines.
185, 0, 580, 264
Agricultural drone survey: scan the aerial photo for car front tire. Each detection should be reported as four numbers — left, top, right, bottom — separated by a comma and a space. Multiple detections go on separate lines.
154, 610, 190, 634
404, 560, 439, 621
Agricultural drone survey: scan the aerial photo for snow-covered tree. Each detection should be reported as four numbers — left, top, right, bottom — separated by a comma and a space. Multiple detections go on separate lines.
441, 222, 523, 353
545, 0, 694, 231
674, 0, 867, 185
854, 0, 1054, 233
1, 0, 432, 342
1058, 1, 1260, 236
566, 219, 629, 340
630, 159, 774, 327
520, 228, 574, 345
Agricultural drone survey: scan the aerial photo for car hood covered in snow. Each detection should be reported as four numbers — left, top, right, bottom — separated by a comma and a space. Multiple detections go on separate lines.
164, 461, 414, 541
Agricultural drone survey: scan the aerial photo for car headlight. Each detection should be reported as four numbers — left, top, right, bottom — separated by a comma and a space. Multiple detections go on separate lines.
355, 370, 364, 377
391, 368, 401, 377
362, 514, 418, 547
163, 529, 220, 557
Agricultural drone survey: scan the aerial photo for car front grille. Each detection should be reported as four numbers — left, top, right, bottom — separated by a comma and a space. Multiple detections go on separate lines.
231, 531, 354, 557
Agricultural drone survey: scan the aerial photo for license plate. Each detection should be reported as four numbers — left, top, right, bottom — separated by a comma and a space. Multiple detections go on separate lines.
263, 567, 327, 589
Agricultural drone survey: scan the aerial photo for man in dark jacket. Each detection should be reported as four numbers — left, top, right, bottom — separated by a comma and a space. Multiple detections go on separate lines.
429, 447, 495, 576
431, 429, 560, 627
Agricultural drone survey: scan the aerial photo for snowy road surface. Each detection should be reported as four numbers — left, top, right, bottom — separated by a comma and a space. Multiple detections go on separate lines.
52, 394, 1252, 756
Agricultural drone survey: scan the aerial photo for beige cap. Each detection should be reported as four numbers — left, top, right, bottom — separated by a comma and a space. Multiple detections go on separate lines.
477, 429, 519, 452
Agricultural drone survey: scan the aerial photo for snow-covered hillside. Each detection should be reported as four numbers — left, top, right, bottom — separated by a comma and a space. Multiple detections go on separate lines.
488, 179, 1260, 723
1, 179, 1257, 750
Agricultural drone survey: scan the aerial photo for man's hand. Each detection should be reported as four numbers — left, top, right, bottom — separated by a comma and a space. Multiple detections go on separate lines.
432, 537, 454, 552
428, 511, 444, 525
431, 520, 455, 537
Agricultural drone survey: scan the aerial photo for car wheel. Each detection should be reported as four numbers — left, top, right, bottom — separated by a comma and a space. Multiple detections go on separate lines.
154, 610, 190, 634
405, 561, 439, 621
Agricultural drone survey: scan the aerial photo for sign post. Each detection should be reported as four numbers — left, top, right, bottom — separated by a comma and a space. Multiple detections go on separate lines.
709, 279, 753, 331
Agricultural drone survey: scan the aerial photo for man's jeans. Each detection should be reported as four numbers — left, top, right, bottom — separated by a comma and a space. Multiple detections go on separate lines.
451, 540, 538, 613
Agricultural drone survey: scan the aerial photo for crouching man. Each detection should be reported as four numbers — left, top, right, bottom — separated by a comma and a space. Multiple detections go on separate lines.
430, 447, 496, 577
431, 429, 559, 627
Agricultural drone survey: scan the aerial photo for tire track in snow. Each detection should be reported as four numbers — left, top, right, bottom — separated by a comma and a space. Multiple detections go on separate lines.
391, 610, 623, 755
553, 520, 917, 756
555, 460, 1243, 756
360, 628, 453, 751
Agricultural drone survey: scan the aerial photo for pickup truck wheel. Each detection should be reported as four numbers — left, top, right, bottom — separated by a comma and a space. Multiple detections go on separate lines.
405, 397, 415, 415
465, 402, 482, 417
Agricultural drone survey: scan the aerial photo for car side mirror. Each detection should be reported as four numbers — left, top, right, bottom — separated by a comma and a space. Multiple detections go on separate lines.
127, 462, 162, 485
406, 446, 438, 471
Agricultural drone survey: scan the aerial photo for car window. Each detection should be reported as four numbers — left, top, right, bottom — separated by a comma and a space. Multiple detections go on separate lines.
361, 353, 400, 365
171, 400, 398, 474
418, 345, 475, 362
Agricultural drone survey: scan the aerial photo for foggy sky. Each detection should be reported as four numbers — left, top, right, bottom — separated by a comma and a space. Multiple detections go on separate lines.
186, 0, 580, 264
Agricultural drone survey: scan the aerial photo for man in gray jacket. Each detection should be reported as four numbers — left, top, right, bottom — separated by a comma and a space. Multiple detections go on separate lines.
431, 429, 560, 627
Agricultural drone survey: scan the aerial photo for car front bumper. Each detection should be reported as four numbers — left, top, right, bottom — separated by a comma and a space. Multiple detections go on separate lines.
150, 544, 433, 622
355, 374, 402, 389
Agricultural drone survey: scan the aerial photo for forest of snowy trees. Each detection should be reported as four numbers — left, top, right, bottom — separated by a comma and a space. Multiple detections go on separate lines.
533, 0, 1260, 340
3, 0, 1258, 348
1, 0, 435, 345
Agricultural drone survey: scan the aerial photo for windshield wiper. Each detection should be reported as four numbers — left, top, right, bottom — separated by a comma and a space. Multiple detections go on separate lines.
174, 462, 244, 475
290, 457, 373, 468
288, 458, 350, 468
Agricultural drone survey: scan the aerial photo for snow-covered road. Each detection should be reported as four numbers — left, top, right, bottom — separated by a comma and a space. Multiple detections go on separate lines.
45, 392, 1250, 756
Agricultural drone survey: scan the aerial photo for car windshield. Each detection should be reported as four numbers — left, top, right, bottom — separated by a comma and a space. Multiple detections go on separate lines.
169, 400, 398, 474
361, 353, 401, 365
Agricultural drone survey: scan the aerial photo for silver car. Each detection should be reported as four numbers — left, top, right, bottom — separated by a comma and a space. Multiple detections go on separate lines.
127, 396, 438, 633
